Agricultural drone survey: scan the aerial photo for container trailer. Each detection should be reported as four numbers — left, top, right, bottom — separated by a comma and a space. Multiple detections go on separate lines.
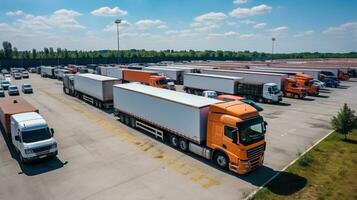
183, 73, 282, 103
0, 97, 58, 163
201, 69, 306, 99
114, 83, 267, 174
145, 66, 185, 84
63, 74, 121, 108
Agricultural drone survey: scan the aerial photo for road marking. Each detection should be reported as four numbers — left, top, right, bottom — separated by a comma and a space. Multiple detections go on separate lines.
244, 129, 335, 200
41, 90, 220, 189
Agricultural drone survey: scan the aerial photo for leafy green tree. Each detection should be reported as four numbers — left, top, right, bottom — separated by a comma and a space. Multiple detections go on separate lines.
331, 103, 357, 140
2, 41, 13, 58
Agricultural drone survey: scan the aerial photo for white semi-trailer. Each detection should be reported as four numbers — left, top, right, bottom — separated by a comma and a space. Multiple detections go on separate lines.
63, 74, 121, 108
145, 66, 185, 84
201, 69, 287, 90
113, 83, 267, 174
41, 66, 56, 78
183, 73, 282, 103
247, 67, 321, 80
100, 66, 123, 79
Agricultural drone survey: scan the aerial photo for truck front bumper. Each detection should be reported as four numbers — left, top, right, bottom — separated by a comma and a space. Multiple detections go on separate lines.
24, 150, 58, 162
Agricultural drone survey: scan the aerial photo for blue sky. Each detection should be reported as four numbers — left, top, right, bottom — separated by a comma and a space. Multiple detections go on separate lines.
0, 0, 356, 52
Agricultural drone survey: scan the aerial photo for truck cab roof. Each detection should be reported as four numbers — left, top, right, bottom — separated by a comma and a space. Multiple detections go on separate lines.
210, 101, 259, 121
11, 112, 47, 130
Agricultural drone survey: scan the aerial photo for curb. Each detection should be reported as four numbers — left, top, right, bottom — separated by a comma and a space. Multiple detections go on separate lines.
244, 130, 335, 200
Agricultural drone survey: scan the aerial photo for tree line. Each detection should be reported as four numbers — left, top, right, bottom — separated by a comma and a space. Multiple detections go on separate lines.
1, 41, 357, 63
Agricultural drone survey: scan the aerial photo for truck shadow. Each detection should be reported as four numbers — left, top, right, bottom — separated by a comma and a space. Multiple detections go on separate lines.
319, 89, 331, 94
299, 97, 315, 101
338, 85, 350, 89
315, 94, 329, 98
241, 167, 307, 196
19, 157, 67, 176
274, 102, 291, 106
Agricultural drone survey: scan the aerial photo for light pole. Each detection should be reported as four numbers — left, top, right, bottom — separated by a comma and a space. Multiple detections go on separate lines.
271, 37, 276, 62
115, 19, 122, 64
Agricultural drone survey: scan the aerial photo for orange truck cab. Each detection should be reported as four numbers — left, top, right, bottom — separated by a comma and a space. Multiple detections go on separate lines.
122, 69, 168, 89
338, 70, 349, 81
206, 101, 266, 174
283, 77, 306, 99
294, 73, 319, 96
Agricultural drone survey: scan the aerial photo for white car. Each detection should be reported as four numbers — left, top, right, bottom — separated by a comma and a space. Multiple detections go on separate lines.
312, 79, 325, 89
4, 74, 11, 81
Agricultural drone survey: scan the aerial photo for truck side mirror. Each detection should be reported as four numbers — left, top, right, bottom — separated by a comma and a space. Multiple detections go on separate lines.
15, 135, 20, 141
50, 128, 55, 136
263, 121, 268, 133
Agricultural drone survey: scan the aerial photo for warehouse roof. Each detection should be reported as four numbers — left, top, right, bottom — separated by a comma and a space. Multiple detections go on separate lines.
114, 83, 222, 108
76, 73, 120, 81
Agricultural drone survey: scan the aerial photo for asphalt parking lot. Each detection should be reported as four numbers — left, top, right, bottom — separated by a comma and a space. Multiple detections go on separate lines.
1, 74, 356, 200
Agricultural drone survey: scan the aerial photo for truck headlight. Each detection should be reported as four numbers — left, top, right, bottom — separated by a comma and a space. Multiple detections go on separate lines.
25, 148, 34, 154
51, 143, 57, 149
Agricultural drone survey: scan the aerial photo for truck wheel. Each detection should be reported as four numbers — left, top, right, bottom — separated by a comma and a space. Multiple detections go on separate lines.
130, 117, 136, 128
119, 113, 125, 123
124, 115, 130, 125
214, 151, 228, 169
293, 94, 299, 99
169, 135, 179, 148
19, 153, 26, 164
179, 138, 188, 152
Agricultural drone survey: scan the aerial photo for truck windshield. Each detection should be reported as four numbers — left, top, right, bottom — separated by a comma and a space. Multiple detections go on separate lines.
157, 79, 168, 85
238, 117, 265, 145
271, 85, 280, 94
22, 128, 52, 143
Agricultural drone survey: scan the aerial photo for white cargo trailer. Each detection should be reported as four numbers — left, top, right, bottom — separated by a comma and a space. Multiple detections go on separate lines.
41, 66, 56, 78
101, 67, 123, 79
113, 83, 221, 144
184, 73, 243, 94
165, 65, 199, 73
201, 69, 287, 90
145, 66, 184, 84
249, 66, 322, 80
73, 74, 121, 108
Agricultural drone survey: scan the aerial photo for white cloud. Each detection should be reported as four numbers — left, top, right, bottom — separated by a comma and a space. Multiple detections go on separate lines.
240, 33, 258, 39
103, 20, 131, 32
240, 19, 256, 25
293, 30, 314, 38
158, 24, 168, 29
230, 4, 272, 18
323, 22, 357, 37
194, 12, 227, 22
91, 6, 128, 17
233, 0, 248, 4
135, 19, 165, 29
6, 10, 24, 16
13, 9, 85, 30
253, 22, 266, 29
165, 29, 197, 37
191, 12, 227, 31
269, 26, 288, 35
208, 31, 238, 38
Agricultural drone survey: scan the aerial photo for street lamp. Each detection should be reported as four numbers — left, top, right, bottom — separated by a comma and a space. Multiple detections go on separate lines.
115, 19, 122, 64
271, 37, 276, 62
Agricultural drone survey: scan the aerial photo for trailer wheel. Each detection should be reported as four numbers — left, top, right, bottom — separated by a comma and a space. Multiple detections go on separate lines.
179, 138, 188, 152
124, 115, 130, 125
130, 117, 136, 128
169, 135, 179, 148
119, 113, 125, 123
214, 151, 228, 169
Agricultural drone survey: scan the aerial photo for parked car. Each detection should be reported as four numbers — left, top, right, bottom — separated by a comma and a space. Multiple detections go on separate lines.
28, 68, 36, 73
14, 73, 22, 80
0, 88, 4, 97
22, 71, 29, 78
1, 80, 10, 90
4, 74, 11, 81
312, 79, 325, 89
22, 83, 33, 94
8, 85, 19, 96
217, 94, 264, 112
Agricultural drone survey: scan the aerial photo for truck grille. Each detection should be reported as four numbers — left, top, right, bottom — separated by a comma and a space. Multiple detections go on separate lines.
32, 145, 52, 153
247, 144, 265, 159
